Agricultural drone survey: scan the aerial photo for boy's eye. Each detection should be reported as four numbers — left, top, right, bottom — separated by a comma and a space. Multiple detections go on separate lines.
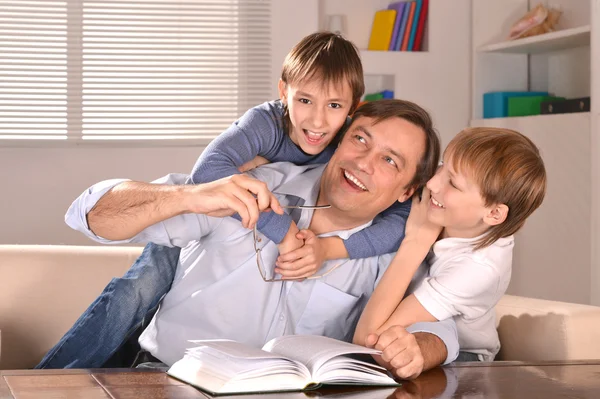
384, 156, 397, 167
299, 98, 311, 104
449, 180, 458, 189
329, 103, 342, 109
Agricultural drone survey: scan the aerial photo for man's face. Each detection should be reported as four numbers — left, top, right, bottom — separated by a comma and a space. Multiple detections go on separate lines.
320, 116, 426, 221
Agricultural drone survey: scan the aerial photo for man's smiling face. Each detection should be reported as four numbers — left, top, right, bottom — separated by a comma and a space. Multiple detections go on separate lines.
319, 115, 426, 222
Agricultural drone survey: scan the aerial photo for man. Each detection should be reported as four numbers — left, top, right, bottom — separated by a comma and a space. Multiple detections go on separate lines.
40, 100, 456, 379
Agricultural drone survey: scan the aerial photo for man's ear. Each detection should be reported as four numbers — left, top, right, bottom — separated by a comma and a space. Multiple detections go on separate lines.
483, 204, 509, 226
397, 186, 416, 203
278, 79, 287, 103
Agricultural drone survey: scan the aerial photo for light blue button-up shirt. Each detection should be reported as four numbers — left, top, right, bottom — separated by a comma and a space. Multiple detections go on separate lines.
66, 162, 459, 366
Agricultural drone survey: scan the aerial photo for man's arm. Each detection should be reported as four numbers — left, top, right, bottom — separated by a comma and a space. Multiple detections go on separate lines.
67, 173, 283, 245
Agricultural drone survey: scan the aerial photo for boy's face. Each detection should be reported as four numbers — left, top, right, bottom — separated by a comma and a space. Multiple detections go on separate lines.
278, 77, 353, 155
426, 156, 497, 239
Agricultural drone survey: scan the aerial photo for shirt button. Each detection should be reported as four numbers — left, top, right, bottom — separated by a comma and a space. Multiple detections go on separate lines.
279, 314, 285, 321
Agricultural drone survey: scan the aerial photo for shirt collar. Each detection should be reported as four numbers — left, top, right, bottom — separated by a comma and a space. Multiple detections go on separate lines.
272, 163, 373, 240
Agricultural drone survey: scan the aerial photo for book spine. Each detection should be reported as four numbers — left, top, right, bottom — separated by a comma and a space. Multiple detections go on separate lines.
407, 0, 422, 51
413, 0, 429, 51
401, 2, 416, 51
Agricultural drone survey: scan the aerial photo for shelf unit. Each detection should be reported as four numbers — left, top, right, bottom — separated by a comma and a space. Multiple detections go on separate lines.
471, 0, 600, 305
318, 0, 472, 144
477, 24, 591, 54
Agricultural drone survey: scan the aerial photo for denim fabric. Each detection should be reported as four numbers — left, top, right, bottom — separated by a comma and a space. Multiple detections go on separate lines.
454, 351, 481, 362
35, 243, 181, 369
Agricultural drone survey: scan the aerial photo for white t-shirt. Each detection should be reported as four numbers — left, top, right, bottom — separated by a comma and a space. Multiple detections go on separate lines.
413, 234, 514, 361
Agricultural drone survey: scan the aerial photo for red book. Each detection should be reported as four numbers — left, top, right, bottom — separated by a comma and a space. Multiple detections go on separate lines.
413, 0, 429, 51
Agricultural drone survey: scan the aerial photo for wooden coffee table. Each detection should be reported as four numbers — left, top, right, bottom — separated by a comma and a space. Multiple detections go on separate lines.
1, 360, 600, 398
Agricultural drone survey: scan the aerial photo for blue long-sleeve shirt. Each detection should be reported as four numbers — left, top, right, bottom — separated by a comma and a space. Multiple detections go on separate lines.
190, 100, 411, 259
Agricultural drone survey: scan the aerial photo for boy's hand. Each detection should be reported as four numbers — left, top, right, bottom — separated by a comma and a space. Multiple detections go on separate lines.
239, 156, 270, 173
404, 187, 442, 247
276, 229, 326, 279
365, 326, 425, 380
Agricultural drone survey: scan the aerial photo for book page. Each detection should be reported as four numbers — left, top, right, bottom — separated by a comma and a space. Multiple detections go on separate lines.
168, 340, 313, 394
262, 335, 383, 376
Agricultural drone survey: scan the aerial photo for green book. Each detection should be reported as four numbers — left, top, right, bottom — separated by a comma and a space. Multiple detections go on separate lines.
507, 95, 565, 117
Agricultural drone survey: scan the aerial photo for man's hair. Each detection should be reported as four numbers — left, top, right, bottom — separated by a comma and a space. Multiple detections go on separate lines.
351, 99, 441, 193
445, 127, 547, 250
280, 31, 364, 128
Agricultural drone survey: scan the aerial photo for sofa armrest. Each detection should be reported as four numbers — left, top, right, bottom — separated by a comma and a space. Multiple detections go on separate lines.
495, 295, 600, 361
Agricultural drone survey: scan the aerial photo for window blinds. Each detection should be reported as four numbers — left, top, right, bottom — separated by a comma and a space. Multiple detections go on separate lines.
0, 0, 272, 141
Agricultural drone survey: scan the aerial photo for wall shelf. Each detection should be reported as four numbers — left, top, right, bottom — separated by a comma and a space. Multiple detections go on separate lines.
477, 25, 590, 54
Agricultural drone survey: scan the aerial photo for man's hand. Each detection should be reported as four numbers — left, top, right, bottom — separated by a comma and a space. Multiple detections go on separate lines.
404, 187, 442, 247
365, 326, 425, 380
275, 229, 326, 279
186, 174, 283, 229
238, 156, 270, 173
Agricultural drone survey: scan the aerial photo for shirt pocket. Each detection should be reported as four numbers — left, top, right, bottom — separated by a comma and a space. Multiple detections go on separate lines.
295, 280, 361, 342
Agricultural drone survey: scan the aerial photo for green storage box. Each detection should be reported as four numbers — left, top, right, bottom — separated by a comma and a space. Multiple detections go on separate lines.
364, 92, 384, 101
507, 95, 565, 117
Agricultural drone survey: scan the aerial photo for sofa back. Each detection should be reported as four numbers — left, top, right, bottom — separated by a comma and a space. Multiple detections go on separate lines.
0, 245, 142, 369
3, 244, 600, 369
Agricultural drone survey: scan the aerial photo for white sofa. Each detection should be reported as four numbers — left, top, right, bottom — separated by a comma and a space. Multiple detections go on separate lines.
1, 244, 600, 370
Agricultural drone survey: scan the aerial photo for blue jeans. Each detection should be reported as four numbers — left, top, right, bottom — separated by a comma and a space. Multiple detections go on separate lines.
35, 243, 181, 369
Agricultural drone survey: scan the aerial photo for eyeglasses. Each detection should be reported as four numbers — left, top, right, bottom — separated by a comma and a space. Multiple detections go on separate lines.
253, 204, 343, 282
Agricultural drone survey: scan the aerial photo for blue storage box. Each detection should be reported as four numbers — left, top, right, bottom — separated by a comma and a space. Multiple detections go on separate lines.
483, 91, 549, 118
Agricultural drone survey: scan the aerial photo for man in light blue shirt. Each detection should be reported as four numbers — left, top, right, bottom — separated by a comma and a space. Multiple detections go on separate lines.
45, 100, 458, 379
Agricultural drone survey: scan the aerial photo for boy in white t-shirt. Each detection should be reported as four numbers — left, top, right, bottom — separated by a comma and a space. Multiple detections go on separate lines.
354, 127, 547, 367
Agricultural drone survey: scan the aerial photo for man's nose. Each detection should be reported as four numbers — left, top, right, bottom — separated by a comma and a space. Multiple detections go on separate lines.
355, 151, 375, 175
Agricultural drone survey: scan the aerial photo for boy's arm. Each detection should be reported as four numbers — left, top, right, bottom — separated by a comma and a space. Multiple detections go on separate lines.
353, 237, 432, 345
275, 197, 412, 277
344, 199, 411, 259
354, 189, 442, 345
190, 105, 300, 247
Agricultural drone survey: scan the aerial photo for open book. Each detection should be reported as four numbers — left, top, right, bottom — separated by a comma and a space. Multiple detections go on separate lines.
167, 335, 400, 395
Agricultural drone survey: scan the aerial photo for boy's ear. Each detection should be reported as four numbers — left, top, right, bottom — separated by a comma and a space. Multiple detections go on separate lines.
278, 79, 287, 103
483, 204, 509, 226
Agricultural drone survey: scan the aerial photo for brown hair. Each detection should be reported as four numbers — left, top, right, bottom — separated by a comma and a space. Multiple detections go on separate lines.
352, 99, 441, 193
280, 31, 364, 132
445, 127, 547, 250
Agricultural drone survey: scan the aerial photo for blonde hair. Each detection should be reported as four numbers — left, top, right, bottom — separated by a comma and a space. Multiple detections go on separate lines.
445, 127, 547, 250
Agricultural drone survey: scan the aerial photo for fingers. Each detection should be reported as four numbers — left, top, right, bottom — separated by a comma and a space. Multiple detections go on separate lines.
296, 229, 316, 241
365, 333, 379, 348
277, 246, 310, 264
375, 326, 424, 380
420, 187, 431, 204
375, 326, 411, 351
230, 175, 283, 225
277, 264, 316, 279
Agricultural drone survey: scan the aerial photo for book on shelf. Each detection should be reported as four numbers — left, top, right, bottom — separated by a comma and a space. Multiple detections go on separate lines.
400, 2, 416, 51
368, 9, 397, 51
395, 1, 412, 51
413, 0, 429, 51
167, 335, 400, 396
407, 0, 423, 50
387, 2, 408, 50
